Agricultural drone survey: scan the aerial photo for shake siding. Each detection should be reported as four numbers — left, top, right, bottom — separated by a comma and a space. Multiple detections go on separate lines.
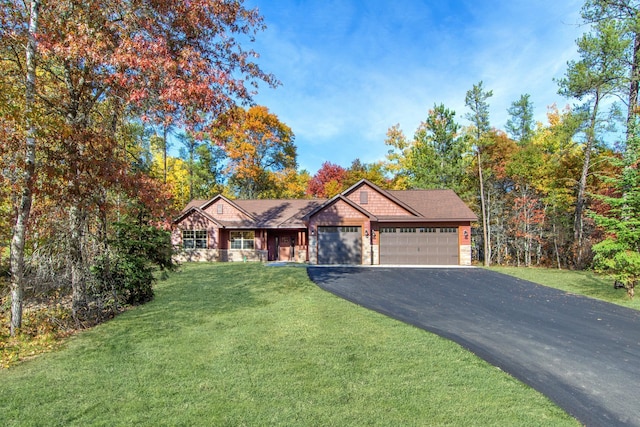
311, 200, 368, 225
176, 211, 212, 230
174, 211, 219, 249
202, 200, 251, 222
346, 186, 413, 216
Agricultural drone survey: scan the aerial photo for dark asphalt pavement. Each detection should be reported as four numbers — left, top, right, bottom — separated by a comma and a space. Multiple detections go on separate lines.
307, 267, 640, 427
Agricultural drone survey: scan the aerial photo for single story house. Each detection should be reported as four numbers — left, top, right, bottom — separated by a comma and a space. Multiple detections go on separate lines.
172, 179, 478, 265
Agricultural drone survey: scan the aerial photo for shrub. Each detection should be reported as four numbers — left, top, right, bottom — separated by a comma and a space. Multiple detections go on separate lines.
91, 220, 175, 308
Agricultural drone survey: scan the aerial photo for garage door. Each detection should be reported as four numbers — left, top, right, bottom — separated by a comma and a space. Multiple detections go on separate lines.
380, 227, 458, 265
318, 226, 362, 264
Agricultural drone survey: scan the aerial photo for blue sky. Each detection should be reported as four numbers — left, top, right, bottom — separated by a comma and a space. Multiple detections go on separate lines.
246, 0, 585, 173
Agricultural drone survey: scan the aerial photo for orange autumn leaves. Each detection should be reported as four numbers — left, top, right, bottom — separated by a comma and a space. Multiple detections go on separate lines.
213, 105, 297, 198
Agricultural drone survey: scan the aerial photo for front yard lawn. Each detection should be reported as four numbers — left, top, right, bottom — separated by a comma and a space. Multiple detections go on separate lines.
0, 263, 578, 426
489, 266, 640, 310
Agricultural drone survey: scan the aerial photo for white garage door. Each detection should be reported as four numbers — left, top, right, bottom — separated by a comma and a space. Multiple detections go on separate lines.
318, 226, 362, 264
380, 227, 458, 265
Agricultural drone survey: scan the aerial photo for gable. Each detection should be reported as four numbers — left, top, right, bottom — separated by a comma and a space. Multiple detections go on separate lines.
174, 209, 219, 230
345, 183, 415, 217
310, 197, 371, 223
202, 198, 254, 223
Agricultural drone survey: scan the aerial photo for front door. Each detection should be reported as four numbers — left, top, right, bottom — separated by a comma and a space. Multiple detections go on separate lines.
279, 235, 291, 261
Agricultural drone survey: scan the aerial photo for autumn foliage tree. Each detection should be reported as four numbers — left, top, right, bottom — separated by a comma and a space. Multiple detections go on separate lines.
306, 161, 348, 198
213, 105, 297, 199
2, 0, 276, 331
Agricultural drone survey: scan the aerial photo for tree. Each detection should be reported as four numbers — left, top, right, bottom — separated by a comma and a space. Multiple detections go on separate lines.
265, 169, 311, 199
215, 105, 296, 199
382, 124, 411, 190
408, 104, 469, 194
582, 0, 640, 142
557, 18, 628, 267
2, 0, 276, 327
344, 159, 389, 189
465, 81, 494, 266
592, 120, 640, 297
506, 94, 535, 145
6, 0, 40, 336
179, 132, 201, 201
194, 142, 227, 198
307, 162, 348, 198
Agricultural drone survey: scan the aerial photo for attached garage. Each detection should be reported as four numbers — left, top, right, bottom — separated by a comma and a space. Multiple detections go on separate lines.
379, 227, 459, 265
317, 226, 362, 264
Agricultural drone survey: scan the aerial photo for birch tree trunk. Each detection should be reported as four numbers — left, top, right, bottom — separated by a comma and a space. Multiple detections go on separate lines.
478, 149, 490, 266
10, 0, 40, 336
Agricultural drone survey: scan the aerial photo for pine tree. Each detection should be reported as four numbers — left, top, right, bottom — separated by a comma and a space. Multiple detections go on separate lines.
592, 120, 640, 298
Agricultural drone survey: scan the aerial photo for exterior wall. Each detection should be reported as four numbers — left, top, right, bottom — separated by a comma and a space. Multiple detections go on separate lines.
173, 249, 269, 263
346, 185, 413, 216
458, 224, 472, 266
266, 229, 308, 262
459, 245, 472, 266
310, 200, 369, 228
219, 249, 268, 262
362, 236, 373, 265
308, 234, 318, 264
173, 213, 307, 263
172, 211, 219, 249
309, 199, 370, 265
202, 199, 252, 223
371, 242, 380, 265
173, 249, 220, 262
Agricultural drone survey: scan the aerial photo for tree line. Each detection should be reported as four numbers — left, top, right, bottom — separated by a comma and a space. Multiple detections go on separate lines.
1, 0, 640, 340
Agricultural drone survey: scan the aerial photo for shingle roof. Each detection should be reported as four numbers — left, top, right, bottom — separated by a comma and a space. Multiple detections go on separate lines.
388, 189, 477, 221
235, 199, 325, 228
177, 181, 477, 228
181, 199, 207, 213
179, 198, 326, 228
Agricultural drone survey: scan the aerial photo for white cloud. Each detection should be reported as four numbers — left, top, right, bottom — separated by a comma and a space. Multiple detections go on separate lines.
249, 0, 586, 172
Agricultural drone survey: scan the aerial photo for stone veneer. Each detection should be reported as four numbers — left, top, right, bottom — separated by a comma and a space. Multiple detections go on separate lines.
460, 245, 472, 266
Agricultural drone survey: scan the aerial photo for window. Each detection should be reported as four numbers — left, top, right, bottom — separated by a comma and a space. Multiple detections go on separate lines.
360, 191, 368, 204
230, 231, 255, 249
399, 227, 416, 233
420, 228, 436, 233
340, 226, 359, 233
183, 230, 207, 249
217, 204, 224, 214
319, 226, 359, 233
440, 227, 457, 233
380, 227, 396, 233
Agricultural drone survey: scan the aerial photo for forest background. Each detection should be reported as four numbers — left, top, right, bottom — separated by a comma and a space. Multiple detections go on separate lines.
1, 0, 639, 343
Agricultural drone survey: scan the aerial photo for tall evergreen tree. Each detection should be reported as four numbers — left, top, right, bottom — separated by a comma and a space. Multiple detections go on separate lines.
582, 0, 640, 142
557, 18, 628, 267
409, 104, 469, 194
592, 119, 640, 297
465, 81, 494, 266
506, 94, 535, 145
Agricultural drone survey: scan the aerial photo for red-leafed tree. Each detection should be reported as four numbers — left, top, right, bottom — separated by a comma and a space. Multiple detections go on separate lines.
307, 161, 348, 198
2, 0, 276, 331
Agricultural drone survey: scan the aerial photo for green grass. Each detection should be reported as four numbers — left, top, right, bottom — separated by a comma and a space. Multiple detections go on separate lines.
489, 266, 640, 310
0, 263, 578, 426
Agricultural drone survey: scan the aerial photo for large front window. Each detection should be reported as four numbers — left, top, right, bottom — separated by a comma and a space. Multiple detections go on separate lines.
230, 231, 255, 249
183, 230, 207, 249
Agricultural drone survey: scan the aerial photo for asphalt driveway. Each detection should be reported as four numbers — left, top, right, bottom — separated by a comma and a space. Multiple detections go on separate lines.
307, 267, 640, 427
